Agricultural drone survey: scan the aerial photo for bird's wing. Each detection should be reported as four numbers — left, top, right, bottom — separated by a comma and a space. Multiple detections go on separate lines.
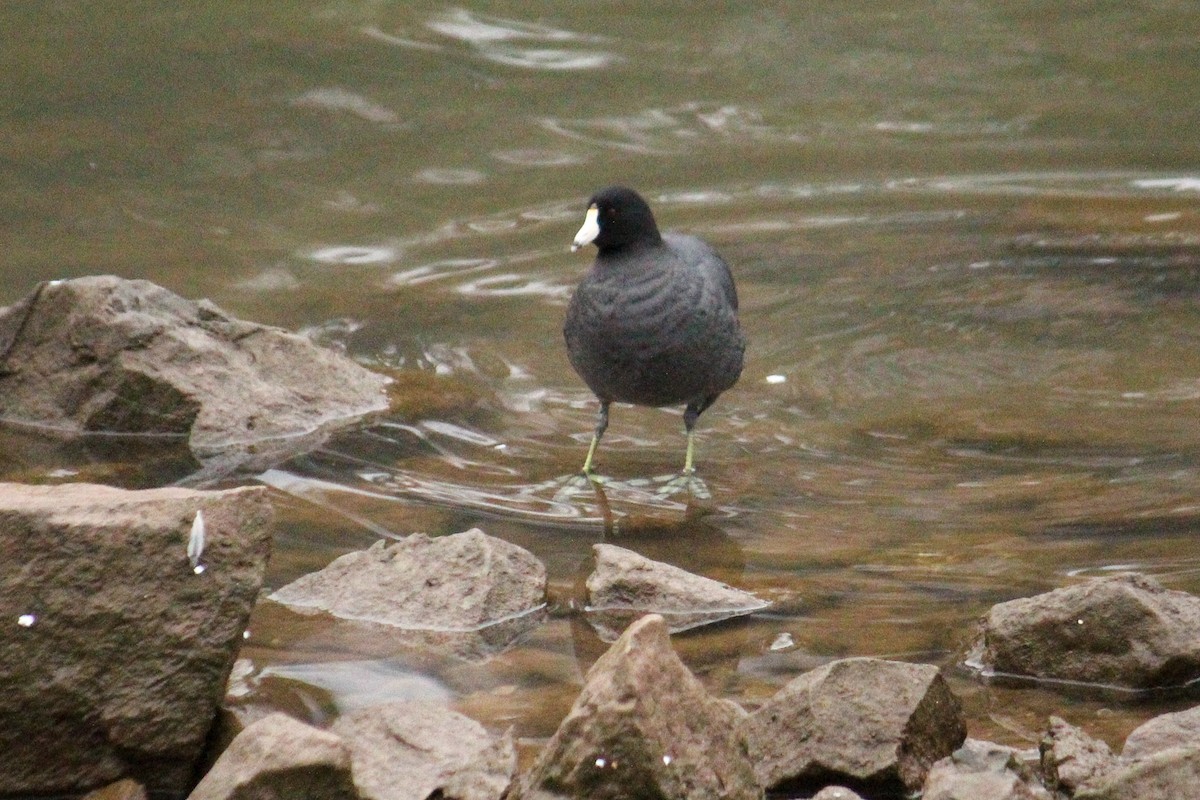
662, 232, 739, 311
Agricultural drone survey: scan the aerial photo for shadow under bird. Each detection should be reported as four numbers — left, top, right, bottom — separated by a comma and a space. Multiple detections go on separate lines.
563, 186, 745, 479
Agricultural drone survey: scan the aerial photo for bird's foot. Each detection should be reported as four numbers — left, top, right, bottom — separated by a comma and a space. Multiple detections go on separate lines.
553, 470, 608, 502
656, 470, 711, 500
580, 468, 608, 485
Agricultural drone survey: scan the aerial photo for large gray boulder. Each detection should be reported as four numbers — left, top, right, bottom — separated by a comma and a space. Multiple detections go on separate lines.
0, 482, 272, 797
187, 713, 355, 800
0, 276, 389, 467
975, 573, 1200, 689
331, 701, 515, 800
269, 528, 547, 659
742, 657, 966, 796
511, 614, 761, 800
585, 543, 768, 641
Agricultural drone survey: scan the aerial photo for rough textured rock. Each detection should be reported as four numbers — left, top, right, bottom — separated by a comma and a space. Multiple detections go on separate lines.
923, 739, 1052, 800
0, 276, 389, 464
742, 657, 966, 795
976, 573, 1200, 689
187, 713, 355, 800
0, 482, 272, 797
1122, 704, 1200, 760
1075, 746, 1200, 800
269, 529, 546, 658
512, 614, 761, 800
331, 701, 515, 800
1039, 716, 1116, 793
585, 543, 768, 640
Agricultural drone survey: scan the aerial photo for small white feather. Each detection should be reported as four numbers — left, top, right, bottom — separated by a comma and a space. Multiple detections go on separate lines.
188, 510, 206, 570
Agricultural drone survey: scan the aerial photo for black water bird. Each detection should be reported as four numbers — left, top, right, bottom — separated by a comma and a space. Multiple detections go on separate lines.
563, 186, 745, 478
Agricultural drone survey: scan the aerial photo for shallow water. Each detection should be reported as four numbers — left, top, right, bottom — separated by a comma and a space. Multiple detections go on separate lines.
4, 1, 1200, 766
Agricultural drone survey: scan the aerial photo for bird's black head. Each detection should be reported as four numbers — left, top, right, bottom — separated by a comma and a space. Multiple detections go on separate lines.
572, 185, 663, 254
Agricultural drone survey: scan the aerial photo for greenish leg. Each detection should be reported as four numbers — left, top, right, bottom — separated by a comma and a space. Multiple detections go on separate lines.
682, 429, 697, 474
581, 401, 610, 477
682, 401, 701, 475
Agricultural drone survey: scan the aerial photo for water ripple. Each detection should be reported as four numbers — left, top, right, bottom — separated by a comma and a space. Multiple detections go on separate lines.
364, 9, 616, 71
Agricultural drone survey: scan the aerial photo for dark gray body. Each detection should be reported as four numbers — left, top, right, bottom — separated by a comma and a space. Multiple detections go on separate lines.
564, 231, 745, 413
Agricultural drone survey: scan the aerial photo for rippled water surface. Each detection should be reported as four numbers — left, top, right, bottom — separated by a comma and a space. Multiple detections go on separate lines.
4, 1, 1200, 762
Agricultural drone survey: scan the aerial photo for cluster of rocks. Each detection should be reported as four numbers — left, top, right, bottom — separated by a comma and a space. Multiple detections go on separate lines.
182, 615, 970, 800
6, 473, 1200, 800
4, 277, 1200, 799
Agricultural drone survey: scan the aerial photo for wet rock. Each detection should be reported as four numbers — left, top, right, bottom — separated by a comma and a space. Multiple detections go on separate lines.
511, 614, 761, 800
1121, 704, 1200, 760
1039, 716, 1116, 793
0, 276, 389, 469
187, 713, 355, 800
269, 528, 547, 659
1075, 747, 1200, 800
585, 543, 768, 641
331, 701, 515, 800
976, 573, 1200, 689
82, 779, 148, 800
743, 657, 966, 796
0, 482, 272, 798
1064, 705, 1200, 800
923, 739, 1052, 800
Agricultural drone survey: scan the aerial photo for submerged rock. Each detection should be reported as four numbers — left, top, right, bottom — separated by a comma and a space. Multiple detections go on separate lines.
0, 482, 272, 797
269, 528, 547, 659
923, 739, 1051, 800
0, 276, 389, 470
975, 573, 1200, 689
585, 543, 768, 641
511, 614, 761, 800
742, 657, 966, 796
187, 713, 355, 800
331, 701, 515, 800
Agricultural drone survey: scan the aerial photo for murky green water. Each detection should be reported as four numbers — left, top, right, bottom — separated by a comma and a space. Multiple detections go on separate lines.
5, 1, 1200, 765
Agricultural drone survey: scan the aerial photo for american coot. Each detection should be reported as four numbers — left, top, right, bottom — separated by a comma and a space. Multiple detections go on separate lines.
564, 186, 745, 478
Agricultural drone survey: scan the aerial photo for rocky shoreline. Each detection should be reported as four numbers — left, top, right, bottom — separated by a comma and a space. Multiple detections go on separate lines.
2, 278, 1198, 799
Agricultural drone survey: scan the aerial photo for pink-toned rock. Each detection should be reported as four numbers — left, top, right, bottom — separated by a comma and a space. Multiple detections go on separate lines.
511, 614, 760, 800
187, 713, 354, 800
0, 276, 389, 466
1122, 704, 1200, 760
269, 528, 546, 659
976, 573, 1200, 689
743, 657, 966, 795
585, 544, 768, 640
1039, 716, 1116, 793
924, 739, 1051, 799
332, 701, 515, 800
